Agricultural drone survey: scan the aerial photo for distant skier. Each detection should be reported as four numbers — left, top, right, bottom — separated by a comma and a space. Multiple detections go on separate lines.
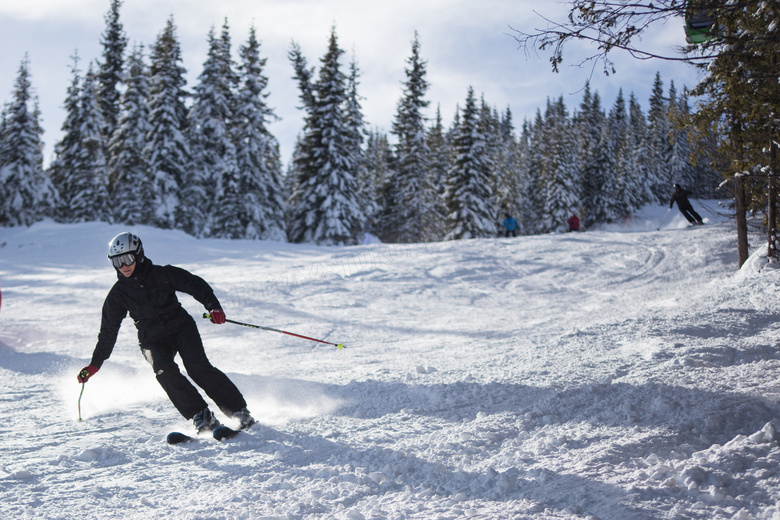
502, 214, 519, 237
669, 184, 703, 225
568, 212, 580, 232
76, 232, 256, 433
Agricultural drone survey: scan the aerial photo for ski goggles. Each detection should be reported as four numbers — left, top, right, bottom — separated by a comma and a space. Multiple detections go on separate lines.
110, 252, 136, 268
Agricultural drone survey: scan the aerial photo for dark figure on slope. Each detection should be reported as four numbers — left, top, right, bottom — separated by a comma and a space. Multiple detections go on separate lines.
502, 214, 519, 237
77, 232, 255, 433
669, 184, 704, 225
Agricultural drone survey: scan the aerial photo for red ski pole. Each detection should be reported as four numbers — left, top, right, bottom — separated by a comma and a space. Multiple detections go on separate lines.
203, 313, 345, 349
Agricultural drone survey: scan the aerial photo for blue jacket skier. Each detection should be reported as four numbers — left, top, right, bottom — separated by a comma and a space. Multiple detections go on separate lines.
502, 214, 519, 237
76, 232, 255, 433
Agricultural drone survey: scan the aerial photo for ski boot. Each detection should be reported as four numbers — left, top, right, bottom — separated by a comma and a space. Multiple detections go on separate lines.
232, 407, 256, 430
192, 408, 220, 433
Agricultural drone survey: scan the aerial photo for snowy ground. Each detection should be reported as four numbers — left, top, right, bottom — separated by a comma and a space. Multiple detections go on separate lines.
2, 201, 780, 520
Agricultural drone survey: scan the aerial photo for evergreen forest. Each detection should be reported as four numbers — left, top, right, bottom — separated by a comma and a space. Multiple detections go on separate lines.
0, 1, 723, 245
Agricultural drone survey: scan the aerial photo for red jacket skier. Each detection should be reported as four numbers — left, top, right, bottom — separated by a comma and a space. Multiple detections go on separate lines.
568, 212, 580, 232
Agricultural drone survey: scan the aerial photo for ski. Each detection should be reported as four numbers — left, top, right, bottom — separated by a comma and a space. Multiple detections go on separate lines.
166, 426, 241, 445
213, 425, 240, 441
167, 431, 195, 445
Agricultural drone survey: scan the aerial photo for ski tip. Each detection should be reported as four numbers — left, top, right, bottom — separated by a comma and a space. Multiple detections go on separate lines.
213, 425, 240, 442
336, 343, 344, 350
167, 431, 195, 445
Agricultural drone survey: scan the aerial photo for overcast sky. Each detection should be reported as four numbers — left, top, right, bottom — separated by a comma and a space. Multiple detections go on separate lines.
0, 0, 704, 167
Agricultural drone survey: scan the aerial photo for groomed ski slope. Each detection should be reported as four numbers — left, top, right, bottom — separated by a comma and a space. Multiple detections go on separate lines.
1, 201, 779, 520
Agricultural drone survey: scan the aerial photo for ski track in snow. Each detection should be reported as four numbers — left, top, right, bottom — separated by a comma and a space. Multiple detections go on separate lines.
1, 202, 780, 520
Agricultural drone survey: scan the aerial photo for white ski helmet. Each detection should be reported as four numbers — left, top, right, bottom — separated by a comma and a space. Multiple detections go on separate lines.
108, 232, 144, 259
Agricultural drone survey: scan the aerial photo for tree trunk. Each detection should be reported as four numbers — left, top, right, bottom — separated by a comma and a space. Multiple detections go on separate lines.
735, 175, 749, 268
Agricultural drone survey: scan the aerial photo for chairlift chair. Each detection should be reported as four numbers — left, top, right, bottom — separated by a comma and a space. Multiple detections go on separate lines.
685, 2, 717, 44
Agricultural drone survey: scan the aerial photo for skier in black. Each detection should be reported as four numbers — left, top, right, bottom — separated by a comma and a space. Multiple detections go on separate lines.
77, 232, 255, 433
669, 184, 704, 225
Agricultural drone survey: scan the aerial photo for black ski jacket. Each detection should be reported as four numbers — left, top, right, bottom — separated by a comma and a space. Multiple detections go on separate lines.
90, 258, 222, 368
669, 189, 694, 210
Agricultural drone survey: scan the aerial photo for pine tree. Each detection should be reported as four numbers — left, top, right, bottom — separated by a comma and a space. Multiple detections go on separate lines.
0, 105, 8, 170
493, 106, 523, 226
425, 105, 450, 240
480, 100, 503, 235
626, 92, 654, 209
646, 72, 672, 202
538, 97, 579, 233
108, 44, 154, 225
588, 92, 619, 226
0, 56, 57, 226
387, 32, 438, 242
444, 87, 495, 240
364, 128, 394, 235
287, 28, 365, 245
689, 2, 780, 216
607, 89, 634, 220
223, 25, 286, 240
146, 16, 190, 229
49, 53, 83, 220
97, 0, 127, 142
186, 25, 237, 237
515, 120, 534, 233
68, 64, 110, 222
344, 55, 374, 233
49, 57, 109, 223
666, 83, 696, 192
575, 84, 607, 227
287, 41, 316, 228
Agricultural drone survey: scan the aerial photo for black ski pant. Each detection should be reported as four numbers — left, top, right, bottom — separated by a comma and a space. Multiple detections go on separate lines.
141, 316, 247, 420
678, 204, 703, 224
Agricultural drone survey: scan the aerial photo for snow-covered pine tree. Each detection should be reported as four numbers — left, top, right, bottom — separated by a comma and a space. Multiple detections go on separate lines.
525, 109, 547, 234
480, 100, 504, 236
424, 105, 450, 240
146, 16, 190, 229
287, 28, 365, 245
646, 72, 672, 202
575, 84, 607, 227
0, 105, 8, 169
444, 86, 496, 240
186, 25, 237, 237
590, 96, 620, 226
49, 53, 83, 221
666, 82, 696, 193
515, 120, 535, 233
387, 31, 438, 243
50, 58, 109, 223
0, 56, 57, 226
364, 128, 394, 235
493, 106, 523, 227
538, 97, 580, 233
68, 64, 110, 223
108, 44, 154, 225
97, 0, 127, 142
625, 92, 655, 209
607, 89, 634, 221
344, 55, 375, 234
223, 25, 286, 240
287, 41, 316, 232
